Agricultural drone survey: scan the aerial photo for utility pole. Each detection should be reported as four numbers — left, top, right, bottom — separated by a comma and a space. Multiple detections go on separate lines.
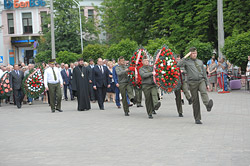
50, 0, 56, 59
73, 0, 83, 54
218, 0, 224, 58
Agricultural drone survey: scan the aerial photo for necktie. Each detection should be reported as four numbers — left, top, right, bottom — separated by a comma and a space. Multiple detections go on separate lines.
16, 70, 19, 76
194, 60, 201, 72
52, 67, 57, 81
66, 70, 69, 77
100, 66, 103, 74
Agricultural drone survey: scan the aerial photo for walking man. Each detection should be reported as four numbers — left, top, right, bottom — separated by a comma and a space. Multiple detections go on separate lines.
177, 47, 213, 124
9, 64, 24, 109
92, 58, 111, 110
44, 59, 63, 113
116, 56, 136, 116
61, 64, 74, 101
139, 58, 161, 119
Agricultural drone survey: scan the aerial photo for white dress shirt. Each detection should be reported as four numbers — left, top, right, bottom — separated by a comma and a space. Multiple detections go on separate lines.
0, 69, 3, 78
44, 67, 63, 88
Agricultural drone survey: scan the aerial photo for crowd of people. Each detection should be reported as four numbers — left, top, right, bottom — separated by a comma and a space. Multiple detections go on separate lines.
1, 48, 249, 124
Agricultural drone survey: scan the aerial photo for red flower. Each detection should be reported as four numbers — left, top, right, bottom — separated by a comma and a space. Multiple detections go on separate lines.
132, 82, 135, 84
168, 83, 171, 86
163, 47, 166, 50
167, 53, 170, 56
170, 78, 173, 81
134, 52, 137, 55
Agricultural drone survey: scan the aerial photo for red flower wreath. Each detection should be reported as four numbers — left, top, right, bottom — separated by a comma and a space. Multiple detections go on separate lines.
128, 48, 148, 89
153, 45, 181, 93
0, 72, 12, 98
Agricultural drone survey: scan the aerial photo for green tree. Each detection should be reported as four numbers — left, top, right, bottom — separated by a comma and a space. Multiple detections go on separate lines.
56, 51, 81, 65
37, 0, 100, 62
145, 38, 177, 56
184, 39, 213, 63
223, 31, 250, 70
35, 50, 51, 63
104, 39, 138, 61
82, 44, 108, 62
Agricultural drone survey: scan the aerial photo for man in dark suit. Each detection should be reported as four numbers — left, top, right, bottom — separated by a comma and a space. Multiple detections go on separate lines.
86, 59, 96, 102
92, 58, 111, 110
61, 64, 73, 101
10, 64, 24, 109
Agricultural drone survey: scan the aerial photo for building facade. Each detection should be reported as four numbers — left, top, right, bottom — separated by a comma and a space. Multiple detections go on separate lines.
0, 0, 105, 66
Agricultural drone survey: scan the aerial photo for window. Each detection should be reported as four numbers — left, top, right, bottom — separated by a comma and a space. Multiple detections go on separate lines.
22, 13, 33, 34
88, 9, 94, 20
40, 11, 47, 31
7, 13, 14, 34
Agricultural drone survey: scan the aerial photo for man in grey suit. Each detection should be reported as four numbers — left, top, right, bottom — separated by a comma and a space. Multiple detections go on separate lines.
10, 64, 24, 109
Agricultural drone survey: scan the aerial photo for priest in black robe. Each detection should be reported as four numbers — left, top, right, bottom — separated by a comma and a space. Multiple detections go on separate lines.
72, 58, 91, 111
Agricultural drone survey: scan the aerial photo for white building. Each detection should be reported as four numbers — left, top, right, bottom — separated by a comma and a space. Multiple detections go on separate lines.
0, 0, 105, 66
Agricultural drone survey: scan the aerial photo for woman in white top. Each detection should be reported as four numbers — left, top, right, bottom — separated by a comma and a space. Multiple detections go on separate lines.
246, 56, 250, 90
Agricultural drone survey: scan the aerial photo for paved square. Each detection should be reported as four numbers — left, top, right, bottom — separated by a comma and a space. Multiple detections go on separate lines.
0, 90, 250, 166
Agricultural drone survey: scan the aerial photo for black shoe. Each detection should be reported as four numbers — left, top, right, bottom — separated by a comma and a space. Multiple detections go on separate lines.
188, 97, 193, 105
137, 104, 143, 107
130, 97, 137, 105
117, 106, 121, 109
195, 120, 202, 124
148, 115, 153, 119
181, 99, 184, 105
128, 104, 133, 107
152, 110, 157, 114
51, 110, 55, 113
56, 109, 63, 112
154, 102, 161, 110
100, 108, 105, 110
206, 99, 213, 112
179, 113, 183, 117
125, 112, 130, 116
71, 98, 75, 101
65, 98, 68, 101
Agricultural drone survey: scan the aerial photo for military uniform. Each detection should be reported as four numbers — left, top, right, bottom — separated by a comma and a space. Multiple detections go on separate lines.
116, 65, 135, 116
174, 67, 192, 117
135, 88, 142, 107
139, 65, 161, 118
177, 58, 213, 123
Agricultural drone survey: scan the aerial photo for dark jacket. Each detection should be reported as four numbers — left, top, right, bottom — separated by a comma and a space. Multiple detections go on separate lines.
92, 65, 110, 88
61, 69, 72, 85
10, 70, 24, 90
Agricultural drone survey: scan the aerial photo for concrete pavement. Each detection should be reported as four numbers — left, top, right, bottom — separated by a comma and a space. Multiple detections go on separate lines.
0, 90, 250, 166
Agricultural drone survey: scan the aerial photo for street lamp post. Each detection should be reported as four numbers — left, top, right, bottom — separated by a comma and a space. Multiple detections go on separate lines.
72, 0, 83, 54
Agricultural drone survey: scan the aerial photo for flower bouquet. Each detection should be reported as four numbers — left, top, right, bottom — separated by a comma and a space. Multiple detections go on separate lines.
153, 45, 181, 93
22, 69, 45, 98
128, 47, 150, 89
0, 72, 12, 98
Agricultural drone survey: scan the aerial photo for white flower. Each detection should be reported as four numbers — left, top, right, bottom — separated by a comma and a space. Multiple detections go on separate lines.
160, 63, 164, 67
161, 71, 166, 74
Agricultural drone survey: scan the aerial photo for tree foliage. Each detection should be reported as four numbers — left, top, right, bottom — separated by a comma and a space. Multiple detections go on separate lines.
82, 44, 108, 62
56, 51, 81, 65
37, 0, 100, 62
99, 0, 250, 54
104, 39, 138, 61
223, 31, 250, 70
145, 38, 177, 56
184, 39, 213, 64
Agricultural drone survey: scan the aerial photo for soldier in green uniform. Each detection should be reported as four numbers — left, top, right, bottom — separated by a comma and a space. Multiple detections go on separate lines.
44, 59, 63, 113
177, 47, 213, 124
174, 55, 193, 117
139, 58, 161, 119
116, 56, 136, 116
135, 88, 143, 107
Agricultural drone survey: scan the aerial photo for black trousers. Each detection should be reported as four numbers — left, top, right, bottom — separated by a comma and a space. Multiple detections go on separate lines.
13, 89, 24, 108
96, 86, 107, 109
63, 83, 73, 100
89, 83, 96, 101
